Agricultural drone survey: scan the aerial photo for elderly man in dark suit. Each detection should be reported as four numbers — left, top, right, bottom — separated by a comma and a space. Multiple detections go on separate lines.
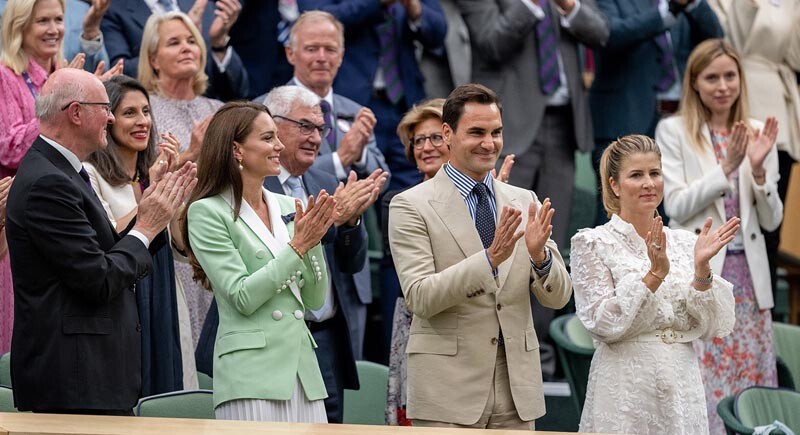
7, 68, 196, 414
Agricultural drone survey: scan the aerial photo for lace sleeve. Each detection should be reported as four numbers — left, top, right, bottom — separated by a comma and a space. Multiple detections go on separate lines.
570, 230, 661, 343
671, 231, 736, 340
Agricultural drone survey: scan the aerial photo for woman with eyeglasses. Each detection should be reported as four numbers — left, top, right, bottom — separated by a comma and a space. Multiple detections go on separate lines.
383, 98, 514, 425
138, 11, 223, 342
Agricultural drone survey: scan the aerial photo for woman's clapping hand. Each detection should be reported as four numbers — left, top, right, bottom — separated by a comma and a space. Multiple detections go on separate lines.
289, 191, 338, 256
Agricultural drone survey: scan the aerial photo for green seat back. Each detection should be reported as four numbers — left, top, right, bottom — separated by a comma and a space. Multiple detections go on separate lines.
0, 386, 17, 412
735, 387, 800, 433
135, 390, 214, 419
343, 361, 389, 425
774, 322, 800, 389
565, 315, 595, 349
197, 372, 213, 390
550, 314, 595, 421
0, 352, 10, 387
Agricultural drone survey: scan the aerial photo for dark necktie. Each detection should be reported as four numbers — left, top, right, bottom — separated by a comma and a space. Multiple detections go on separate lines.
473, 183, 495, 249
319, 100, 337, 150
535, 3, 561, 96
78, 166, 94, 193
377, 8, 404, 106
653, 0, 676, 91
473, 182, 503, 345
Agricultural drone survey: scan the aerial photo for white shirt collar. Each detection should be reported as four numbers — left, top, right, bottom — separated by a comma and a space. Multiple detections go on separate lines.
292, 76, 334, 108
39, 135, 82, 173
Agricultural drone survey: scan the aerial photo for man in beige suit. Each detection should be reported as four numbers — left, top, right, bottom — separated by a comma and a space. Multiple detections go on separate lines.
388, 84, 572, 430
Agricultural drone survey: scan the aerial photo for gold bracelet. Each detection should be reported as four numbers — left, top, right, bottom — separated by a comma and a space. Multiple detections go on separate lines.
287, 241, 304, 259
648, 270, 665, 282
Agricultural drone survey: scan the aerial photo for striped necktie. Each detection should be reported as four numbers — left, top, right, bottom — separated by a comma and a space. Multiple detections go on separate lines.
377, 9, 404, 106
535, 3, 561, 96
277, 0, 298, 47
653, 0, 676, 91
319, 100, 337, 150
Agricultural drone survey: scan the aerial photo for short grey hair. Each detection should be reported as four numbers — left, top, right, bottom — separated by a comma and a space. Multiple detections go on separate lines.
289, 10, 345, 50
264, 86, 321, 118
35, 82, 86, 123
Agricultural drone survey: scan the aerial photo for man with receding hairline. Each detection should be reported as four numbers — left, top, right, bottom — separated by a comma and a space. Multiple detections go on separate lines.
6, 68, 196, 414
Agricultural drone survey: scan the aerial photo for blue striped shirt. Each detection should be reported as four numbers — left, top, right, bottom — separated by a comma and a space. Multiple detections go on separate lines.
443, 163, 552, 277
443, 163, 497, 223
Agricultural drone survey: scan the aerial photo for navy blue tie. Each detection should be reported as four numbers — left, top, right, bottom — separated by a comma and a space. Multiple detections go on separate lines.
473, 183, 495, 249
78, 166, 94, 193
473, 183, 504, 346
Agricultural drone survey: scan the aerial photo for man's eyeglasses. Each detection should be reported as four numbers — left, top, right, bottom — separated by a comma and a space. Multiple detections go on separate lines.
61, 101, 112, 115
274, 115, 331, 137
412, 133, 444, 149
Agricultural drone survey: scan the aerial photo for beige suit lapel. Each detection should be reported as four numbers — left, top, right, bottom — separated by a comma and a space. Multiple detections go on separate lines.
428, 169, 485, 259
493, 180, 522, 290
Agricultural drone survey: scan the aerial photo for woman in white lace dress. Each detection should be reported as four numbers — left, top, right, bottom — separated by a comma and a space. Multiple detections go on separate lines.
570, 134, 738, 434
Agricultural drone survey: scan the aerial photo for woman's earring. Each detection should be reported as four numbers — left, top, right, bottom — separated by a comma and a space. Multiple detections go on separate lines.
237, 158, 243, 171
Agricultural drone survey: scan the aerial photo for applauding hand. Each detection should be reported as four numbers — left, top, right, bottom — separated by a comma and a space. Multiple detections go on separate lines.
693, 216, 740, 290
486, 206, 524, 269
525, 198, 554, 264
290, 191, 337, 256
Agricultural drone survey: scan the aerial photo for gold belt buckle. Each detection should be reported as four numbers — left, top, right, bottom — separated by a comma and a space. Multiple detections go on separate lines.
660, 326, 677, 344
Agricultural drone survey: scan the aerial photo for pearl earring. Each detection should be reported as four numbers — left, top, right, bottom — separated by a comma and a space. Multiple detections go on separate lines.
237, 158, 243, 171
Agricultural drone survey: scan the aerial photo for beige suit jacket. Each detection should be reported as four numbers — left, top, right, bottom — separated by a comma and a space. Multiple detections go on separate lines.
388, 168, 572, 425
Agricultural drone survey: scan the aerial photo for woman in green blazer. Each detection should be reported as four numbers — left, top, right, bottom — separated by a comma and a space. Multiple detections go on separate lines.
182, 102, 336, 422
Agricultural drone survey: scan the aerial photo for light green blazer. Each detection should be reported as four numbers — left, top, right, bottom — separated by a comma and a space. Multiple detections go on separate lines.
186, 187, 328, 408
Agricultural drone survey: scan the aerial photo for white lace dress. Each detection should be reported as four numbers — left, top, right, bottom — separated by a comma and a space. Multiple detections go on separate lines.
570, 214, 735, 435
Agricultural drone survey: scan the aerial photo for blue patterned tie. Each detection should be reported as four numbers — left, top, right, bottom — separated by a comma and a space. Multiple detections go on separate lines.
535, 3, 561, 96
473, 183, 495, 249
284, 176, 305, 200
277, 0, 298, 47
157, 0, 177, 12
377, 8, 404, 106
473, 182, 503, 345
319, 100, 337, 150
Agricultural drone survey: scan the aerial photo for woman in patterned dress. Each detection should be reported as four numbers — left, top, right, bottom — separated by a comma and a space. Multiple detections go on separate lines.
655, 38, 783, 434
571, 134, 738, 434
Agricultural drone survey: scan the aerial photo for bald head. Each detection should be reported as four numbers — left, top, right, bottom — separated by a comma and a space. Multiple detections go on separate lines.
36, 69, 113, 159
36, 69, 100, 123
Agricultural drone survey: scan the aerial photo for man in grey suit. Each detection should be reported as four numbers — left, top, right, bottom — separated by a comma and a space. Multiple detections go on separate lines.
254, 10, 391, 184
458, 0, 608, 379
264, 85, 387, 423
458, 0, 608, 249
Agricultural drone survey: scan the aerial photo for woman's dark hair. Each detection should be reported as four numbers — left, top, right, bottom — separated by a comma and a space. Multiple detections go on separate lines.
181, 101, 272, 289
86, 75, 157, 186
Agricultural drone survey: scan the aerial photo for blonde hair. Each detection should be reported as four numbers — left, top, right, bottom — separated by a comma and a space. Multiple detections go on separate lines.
290, 10, 345, 49
0, 0, 66, 75
678, 38, 750, 152
397, 98, 445, 164
137, 12, 208, 97
599, 135, 662, 217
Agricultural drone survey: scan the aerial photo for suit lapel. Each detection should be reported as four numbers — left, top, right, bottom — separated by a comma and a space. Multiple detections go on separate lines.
221, 188, 304, 306
428, 169, 484, 259
33, 138, 118, 236
493, 181, 522, 290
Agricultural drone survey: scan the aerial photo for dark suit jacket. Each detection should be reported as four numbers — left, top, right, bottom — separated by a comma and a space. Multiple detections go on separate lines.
7, 138, 152, 411
298, 0, 447, 108
101, 0, 249, 101
589, 0, 723, 139
230, 1, 294, 99
458, 0, 609, 154
195, 167, 367, 385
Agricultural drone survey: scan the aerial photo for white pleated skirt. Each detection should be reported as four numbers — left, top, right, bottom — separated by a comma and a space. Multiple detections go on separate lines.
214, 376, 328, 423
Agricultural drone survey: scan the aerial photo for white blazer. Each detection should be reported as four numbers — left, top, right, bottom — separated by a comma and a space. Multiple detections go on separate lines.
656, 115, 783, 309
